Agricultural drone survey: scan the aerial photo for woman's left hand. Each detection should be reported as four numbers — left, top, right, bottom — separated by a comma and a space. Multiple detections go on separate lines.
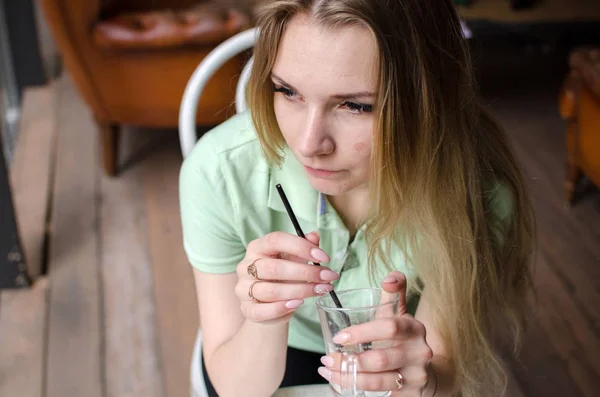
317, 271, 433, 396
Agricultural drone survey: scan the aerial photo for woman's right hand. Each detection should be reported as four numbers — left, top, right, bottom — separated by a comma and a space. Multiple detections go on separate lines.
235, 231, 340, 325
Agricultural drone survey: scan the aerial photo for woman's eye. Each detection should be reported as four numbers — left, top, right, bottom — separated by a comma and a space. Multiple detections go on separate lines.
342, 101, 373, 114
273, 84, 297, 99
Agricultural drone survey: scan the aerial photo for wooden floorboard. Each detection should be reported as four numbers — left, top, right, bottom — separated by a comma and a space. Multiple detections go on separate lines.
535, 251, 600, 397
45, 75, 103, 397
0, 279, 48, 397
141, 135, 198, 397
9, 82, 59, 279
511, 315, 585, 397
100, 129, 164, 397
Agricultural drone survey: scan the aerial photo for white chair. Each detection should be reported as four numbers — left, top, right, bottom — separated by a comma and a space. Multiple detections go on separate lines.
190, 328, 207, 397
179, 27, 258, 159
179, 27, 258, 397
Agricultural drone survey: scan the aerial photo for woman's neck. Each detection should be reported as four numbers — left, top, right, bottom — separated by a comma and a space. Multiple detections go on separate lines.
326, 187, 370, 237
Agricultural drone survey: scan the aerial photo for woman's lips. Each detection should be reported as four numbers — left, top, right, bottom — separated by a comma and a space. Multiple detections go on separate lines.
304, 166, 340, 179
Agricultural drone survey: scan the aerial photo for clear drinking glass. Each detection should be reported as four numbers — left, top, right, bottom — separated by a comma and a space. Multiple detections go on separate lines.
316, 288, 400, 397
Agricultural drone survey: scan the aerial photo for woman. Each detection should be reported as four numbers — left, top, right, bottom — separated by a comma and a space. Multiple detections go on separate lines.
179, 0, 535, 396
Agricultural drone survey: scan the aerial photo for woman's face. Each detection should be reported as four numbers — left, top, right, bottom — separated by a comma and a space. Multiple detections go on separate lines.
271, 14, 378, 196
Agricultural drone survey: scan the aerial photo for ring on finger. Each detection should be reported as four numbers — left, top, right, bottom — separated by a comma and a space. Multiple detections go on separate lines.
395, 371, 404, 390
247, 258, 260, 279
248, 280, 263, 303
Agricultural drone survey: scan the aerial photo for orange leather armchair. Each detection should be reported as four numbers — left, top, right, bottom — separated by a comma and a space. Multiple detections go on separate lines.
559, 47, 600, 206
38, 0, 252, 176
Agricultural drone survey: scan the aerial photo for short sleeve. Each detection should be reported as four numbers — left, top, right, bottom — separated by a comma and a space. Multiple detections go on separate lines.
179, 137, 246, 274
486, 182, 514, 248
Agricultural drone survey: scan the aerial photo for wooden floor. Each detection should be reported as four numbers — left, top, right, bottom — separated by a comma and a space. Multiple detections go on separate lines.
1, 76, 198, 397
475, 41, 600, 397
0, 41, 598, 397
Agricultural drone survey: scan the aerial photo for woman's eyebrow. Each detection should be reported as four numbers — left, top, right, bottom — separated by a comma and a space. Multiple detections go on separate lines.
271, 73, 299, 92
270, 72, 375, 100
331, 91, 375, 100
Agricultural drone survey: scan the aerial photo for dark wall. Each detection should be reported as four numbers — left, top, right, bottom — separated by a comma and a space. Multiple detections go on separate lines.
2, 0, 46, 94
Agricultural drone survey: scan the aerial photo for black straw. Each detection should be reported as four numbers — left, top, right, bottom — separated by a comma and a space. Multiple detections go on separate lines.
275, 184, 345, 310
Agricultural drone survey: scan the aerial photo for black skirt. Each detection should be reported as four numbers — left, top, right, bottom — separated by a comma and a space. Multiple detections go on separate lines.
201, 345, 328, 396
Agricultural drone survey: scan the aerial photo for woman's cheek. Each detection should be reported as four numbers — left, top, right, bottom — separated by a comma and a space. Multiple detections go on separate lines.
275, 100, 302, 143
354, 142, 367, 152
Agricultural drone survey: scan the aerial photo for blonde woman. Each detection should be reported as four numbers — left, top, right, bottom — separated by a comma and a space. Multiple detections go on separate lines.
179, 0, 535, 396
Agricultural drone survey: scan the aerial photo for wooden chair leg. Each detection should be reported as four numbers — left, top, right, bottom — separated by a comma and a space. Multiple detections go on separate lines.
565, 164, 582, 206
99, 123, 120, 177
565, 120, 581, 206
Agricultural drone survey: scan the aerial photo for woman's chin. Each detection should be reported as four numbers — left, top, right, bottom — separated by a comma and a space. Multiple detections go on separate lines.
305, 174, 351, 196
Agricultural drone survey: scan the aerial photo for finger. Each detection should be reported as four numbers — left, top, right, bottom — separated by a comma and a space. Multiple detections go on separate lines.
237, 280, 334, 302
392, 365, 430, 392
248, 231, 330, 263
240, 299, 304, 323
318, 366, 422, 393
238, 257, 339, 283
321, 346, 429, 373
380, 271, 408, 315
331, 317, 427, 345
305, 231, 320, 245
281, 231, 321, 263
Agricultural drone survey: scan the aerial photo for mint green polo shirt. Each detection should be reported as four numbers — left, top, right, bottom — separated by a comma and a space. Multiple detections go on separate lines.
179, 111, 513, 354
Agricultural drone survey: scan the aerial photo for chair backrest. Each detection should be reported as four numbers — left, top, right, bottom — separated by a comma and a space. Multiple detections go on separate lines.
179, 27, 258, 158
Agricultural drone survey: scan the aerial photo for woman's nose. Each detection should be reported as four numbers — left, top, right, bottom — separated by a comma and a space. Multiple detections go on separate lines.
297, 108, 334, 158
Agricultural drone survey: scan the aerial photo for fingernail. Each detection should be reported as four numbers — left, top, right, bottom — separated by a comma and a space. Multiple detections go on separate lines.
285, 299, 304, 309
311, 248, 330, 263
317, 367, 332, 381
383, 275, 398, 284
320, 356, 335, 367
314, 284, 334, 295
332, 332, 349, 344
320, 270, 340, 281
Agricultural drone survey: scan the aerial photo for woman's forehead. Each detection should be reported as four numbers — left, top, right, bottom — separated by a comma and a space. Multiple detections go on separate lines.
272, 14, 378, 93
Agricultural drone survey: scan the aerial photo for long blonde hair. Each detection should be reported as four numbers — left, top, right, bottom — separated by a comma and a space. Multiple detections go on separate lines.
247, 1, 536, 395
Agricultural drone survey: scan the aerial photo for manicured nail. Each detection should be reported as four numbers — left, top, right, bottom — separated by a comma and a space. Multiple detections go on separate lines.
318, 366, 332, 381
320, 356, 335, 367
285, 299, 304, 309
314, 284, 334, 295
311, 248, 330, 262
320, 270, 340, 281
332, 332, 350, 344
383, 275, 398, 284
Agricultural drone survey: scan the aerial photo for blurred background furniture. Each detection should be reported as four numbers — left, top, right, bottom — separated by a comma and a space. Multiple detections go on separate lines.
38, 0, 252, 176
456, 0, 600, 23
559, 47, 600, 205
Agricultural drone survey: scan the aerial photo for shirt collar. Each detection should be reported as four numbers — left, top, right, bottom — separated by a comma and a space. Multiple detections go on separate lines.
267, 147, 319, 223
